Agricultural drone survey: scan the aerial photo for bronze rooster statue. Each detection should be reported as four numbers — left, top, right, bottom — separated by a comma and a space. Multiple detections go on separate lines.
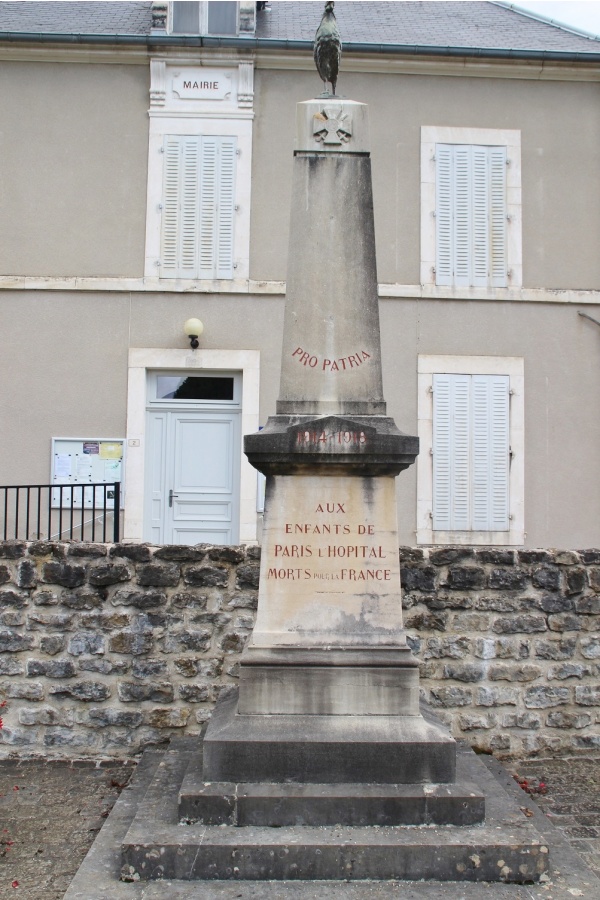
314, 1, 341, 96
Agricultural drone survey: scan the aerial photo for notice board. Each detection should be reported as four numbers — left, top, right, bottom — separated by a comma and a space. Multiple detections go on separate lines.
51, 437, 125, 509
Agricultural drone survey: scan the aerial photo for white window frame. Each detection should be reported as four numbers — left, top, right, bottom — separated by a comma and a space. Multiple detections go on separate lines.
417, 355, 524, 546
145, 60, 253, 287
421, 127, 522, 293
124, 348, 260, 545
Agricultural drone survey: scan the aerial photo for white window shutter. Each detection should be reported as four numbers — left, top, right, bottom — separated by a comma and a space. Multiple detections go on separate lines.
179, 138, 200, 275
490, 147, 507, 287
198, 136, 236, 279
160, 136, 200, 279
453, 147, 471, 288
471, 374, 491, 530
435, 145, 453, 286
488, 375, 510, 529
160, 135, 236, 280
216, 138, 236, 279
435, 143, 507, 288
450, 374, 471, 529
433, 374, 470, 531
471, 147, 490, 287
433, 373, 510, 532
198, 137, 218, 278
432, 374, 452, 529
471, 375, 510, 530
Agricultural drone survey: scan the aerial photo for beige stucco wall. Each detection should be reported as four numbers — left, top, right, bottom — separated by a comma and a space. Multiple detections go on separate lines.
1, 290, 599, 548
251, 67, 600, 290
1, 56, 599, 290
0, 61, 149, 277
0, 290, 284, 481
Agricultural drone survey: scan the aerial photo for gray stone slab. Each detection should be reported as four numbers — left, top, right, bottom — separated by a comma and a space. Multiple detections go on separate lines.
63, 738, 600, 900
62, 747, 167, 900
179, 751, 485, 826
122, 742, 549, 883
202, 690, 456, 784
237, 663, 420, 715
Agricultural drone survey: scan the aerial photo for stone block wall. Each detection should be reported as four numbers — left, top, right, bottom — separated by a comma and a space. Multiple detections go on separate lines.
0, 540, 599, 759
402, 546, 600, 757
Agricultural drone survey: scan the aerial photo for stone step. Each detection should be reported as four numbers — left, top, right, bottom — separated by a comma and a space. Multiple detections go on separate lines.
178, 754, 485, 826
121, 742, 550, 884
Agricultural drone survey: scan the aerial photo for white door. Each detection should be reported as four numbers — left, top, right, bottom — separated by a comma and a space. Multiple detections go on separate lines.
144, 374, 241, 545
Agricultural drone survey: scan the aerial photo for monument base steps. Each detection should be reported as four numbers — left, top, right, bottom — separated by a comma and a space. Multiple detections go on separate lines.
120, 736, 550, 885
179, 758, 485, 828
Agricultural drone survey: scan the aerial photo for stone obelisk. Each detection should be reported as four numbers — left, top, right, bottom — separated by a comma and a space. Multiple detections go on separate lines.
202, 10, 457, 788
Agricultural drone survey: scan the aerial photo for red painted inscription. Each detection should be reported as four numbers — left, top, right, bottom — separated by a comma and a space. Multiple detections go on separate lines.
291, 347, 371, 372
266, 501, 391, 583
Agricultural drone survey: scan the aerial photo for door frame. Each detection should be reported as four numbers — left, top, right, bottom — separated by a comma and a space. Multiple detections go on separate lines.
124, 348, 260, 544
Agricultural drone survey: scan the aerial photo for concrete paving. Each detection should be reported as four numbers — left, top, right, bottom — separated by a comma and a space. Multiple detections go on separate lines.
1, 748, 599, 899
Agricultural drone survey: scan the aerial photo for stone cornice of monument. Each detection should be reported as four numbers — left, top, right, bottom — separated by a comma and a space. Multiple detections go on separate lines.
244, 91, 418, 477
244, 415, 418, 477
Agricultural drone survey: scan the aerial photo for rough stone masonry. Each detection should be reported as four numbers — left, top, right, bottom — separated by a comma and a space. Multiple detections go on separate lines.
0, 539, 599, 759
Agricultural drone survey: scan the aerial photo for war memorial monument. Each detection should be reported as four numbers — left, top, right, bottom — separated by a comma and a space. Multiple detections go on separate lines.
114, 3, 550, 886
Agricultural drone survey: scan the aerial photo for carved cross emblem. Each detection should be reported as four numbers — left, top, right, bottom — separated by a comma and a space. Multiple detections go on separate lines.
313, 105, 352, 146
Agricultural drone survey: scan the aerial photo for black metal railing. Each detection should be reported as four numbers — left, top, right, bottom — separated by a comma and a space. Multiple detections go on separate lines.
0, 483, 121, 543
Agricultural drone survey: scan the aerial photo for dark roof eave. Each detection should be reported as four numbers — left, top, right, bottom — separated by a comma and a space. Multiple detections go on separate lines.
1, 31, 600, 63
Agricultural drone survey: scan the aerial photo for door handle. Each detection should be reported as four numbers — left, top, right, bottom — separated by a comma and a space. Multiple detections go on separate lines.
169, 489, 178, 508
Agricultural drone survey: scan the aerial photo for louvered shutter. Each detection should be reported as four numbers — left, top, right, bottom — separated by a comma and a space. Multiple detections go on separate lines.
160, 136, 199, 279
216, 138, 236, 278
433, 373, 510, 531
453, 147, 471, 288
471, 147, 490, 287
198, 136, 236, 279
487, 375, 510, 530
433, 374, 470, 531
432, 375, 452, 529
435, 145, 453, 286
435, 144, 507, 288
198, 137, 218, 278
489, 147, 507, 287
160, 135, 236, 280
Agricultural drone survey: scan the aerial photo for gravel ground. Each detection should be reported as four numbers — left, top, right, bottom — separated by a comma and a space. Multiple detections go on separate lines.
0, 754, 599, 899
0, 759, 136, 899
507, 756, 600, 878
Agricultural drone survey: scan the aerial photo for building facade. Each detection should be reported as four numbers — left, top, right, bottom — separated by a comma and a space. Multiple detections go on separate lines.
1, 0, 600, 548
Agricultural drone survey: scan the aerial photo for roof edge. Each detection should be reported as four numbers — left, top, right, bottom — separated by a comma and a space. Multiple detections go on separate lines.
0, 31, 599, 63
492, 1, 600, 43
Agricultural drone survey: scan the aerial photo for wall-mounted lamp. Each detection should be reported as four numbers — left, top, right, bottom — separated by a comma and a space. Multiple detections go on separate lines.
184, 317, 204, 350
579, 311, 600, 328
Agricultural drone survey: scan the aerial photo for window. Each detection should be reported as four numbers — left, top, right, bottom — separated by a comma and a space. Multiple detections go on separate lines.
160, 135, 236, 280
171, 2, 239, 35
421, 127, 522, 291
417, 356, 524, 545
145, 61, 252, 283
155, 375, 235, 401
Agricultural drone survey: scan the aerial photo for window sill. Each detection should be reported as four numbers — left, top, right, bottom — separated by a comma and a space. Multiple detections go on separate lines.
416, 528, 525, 547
